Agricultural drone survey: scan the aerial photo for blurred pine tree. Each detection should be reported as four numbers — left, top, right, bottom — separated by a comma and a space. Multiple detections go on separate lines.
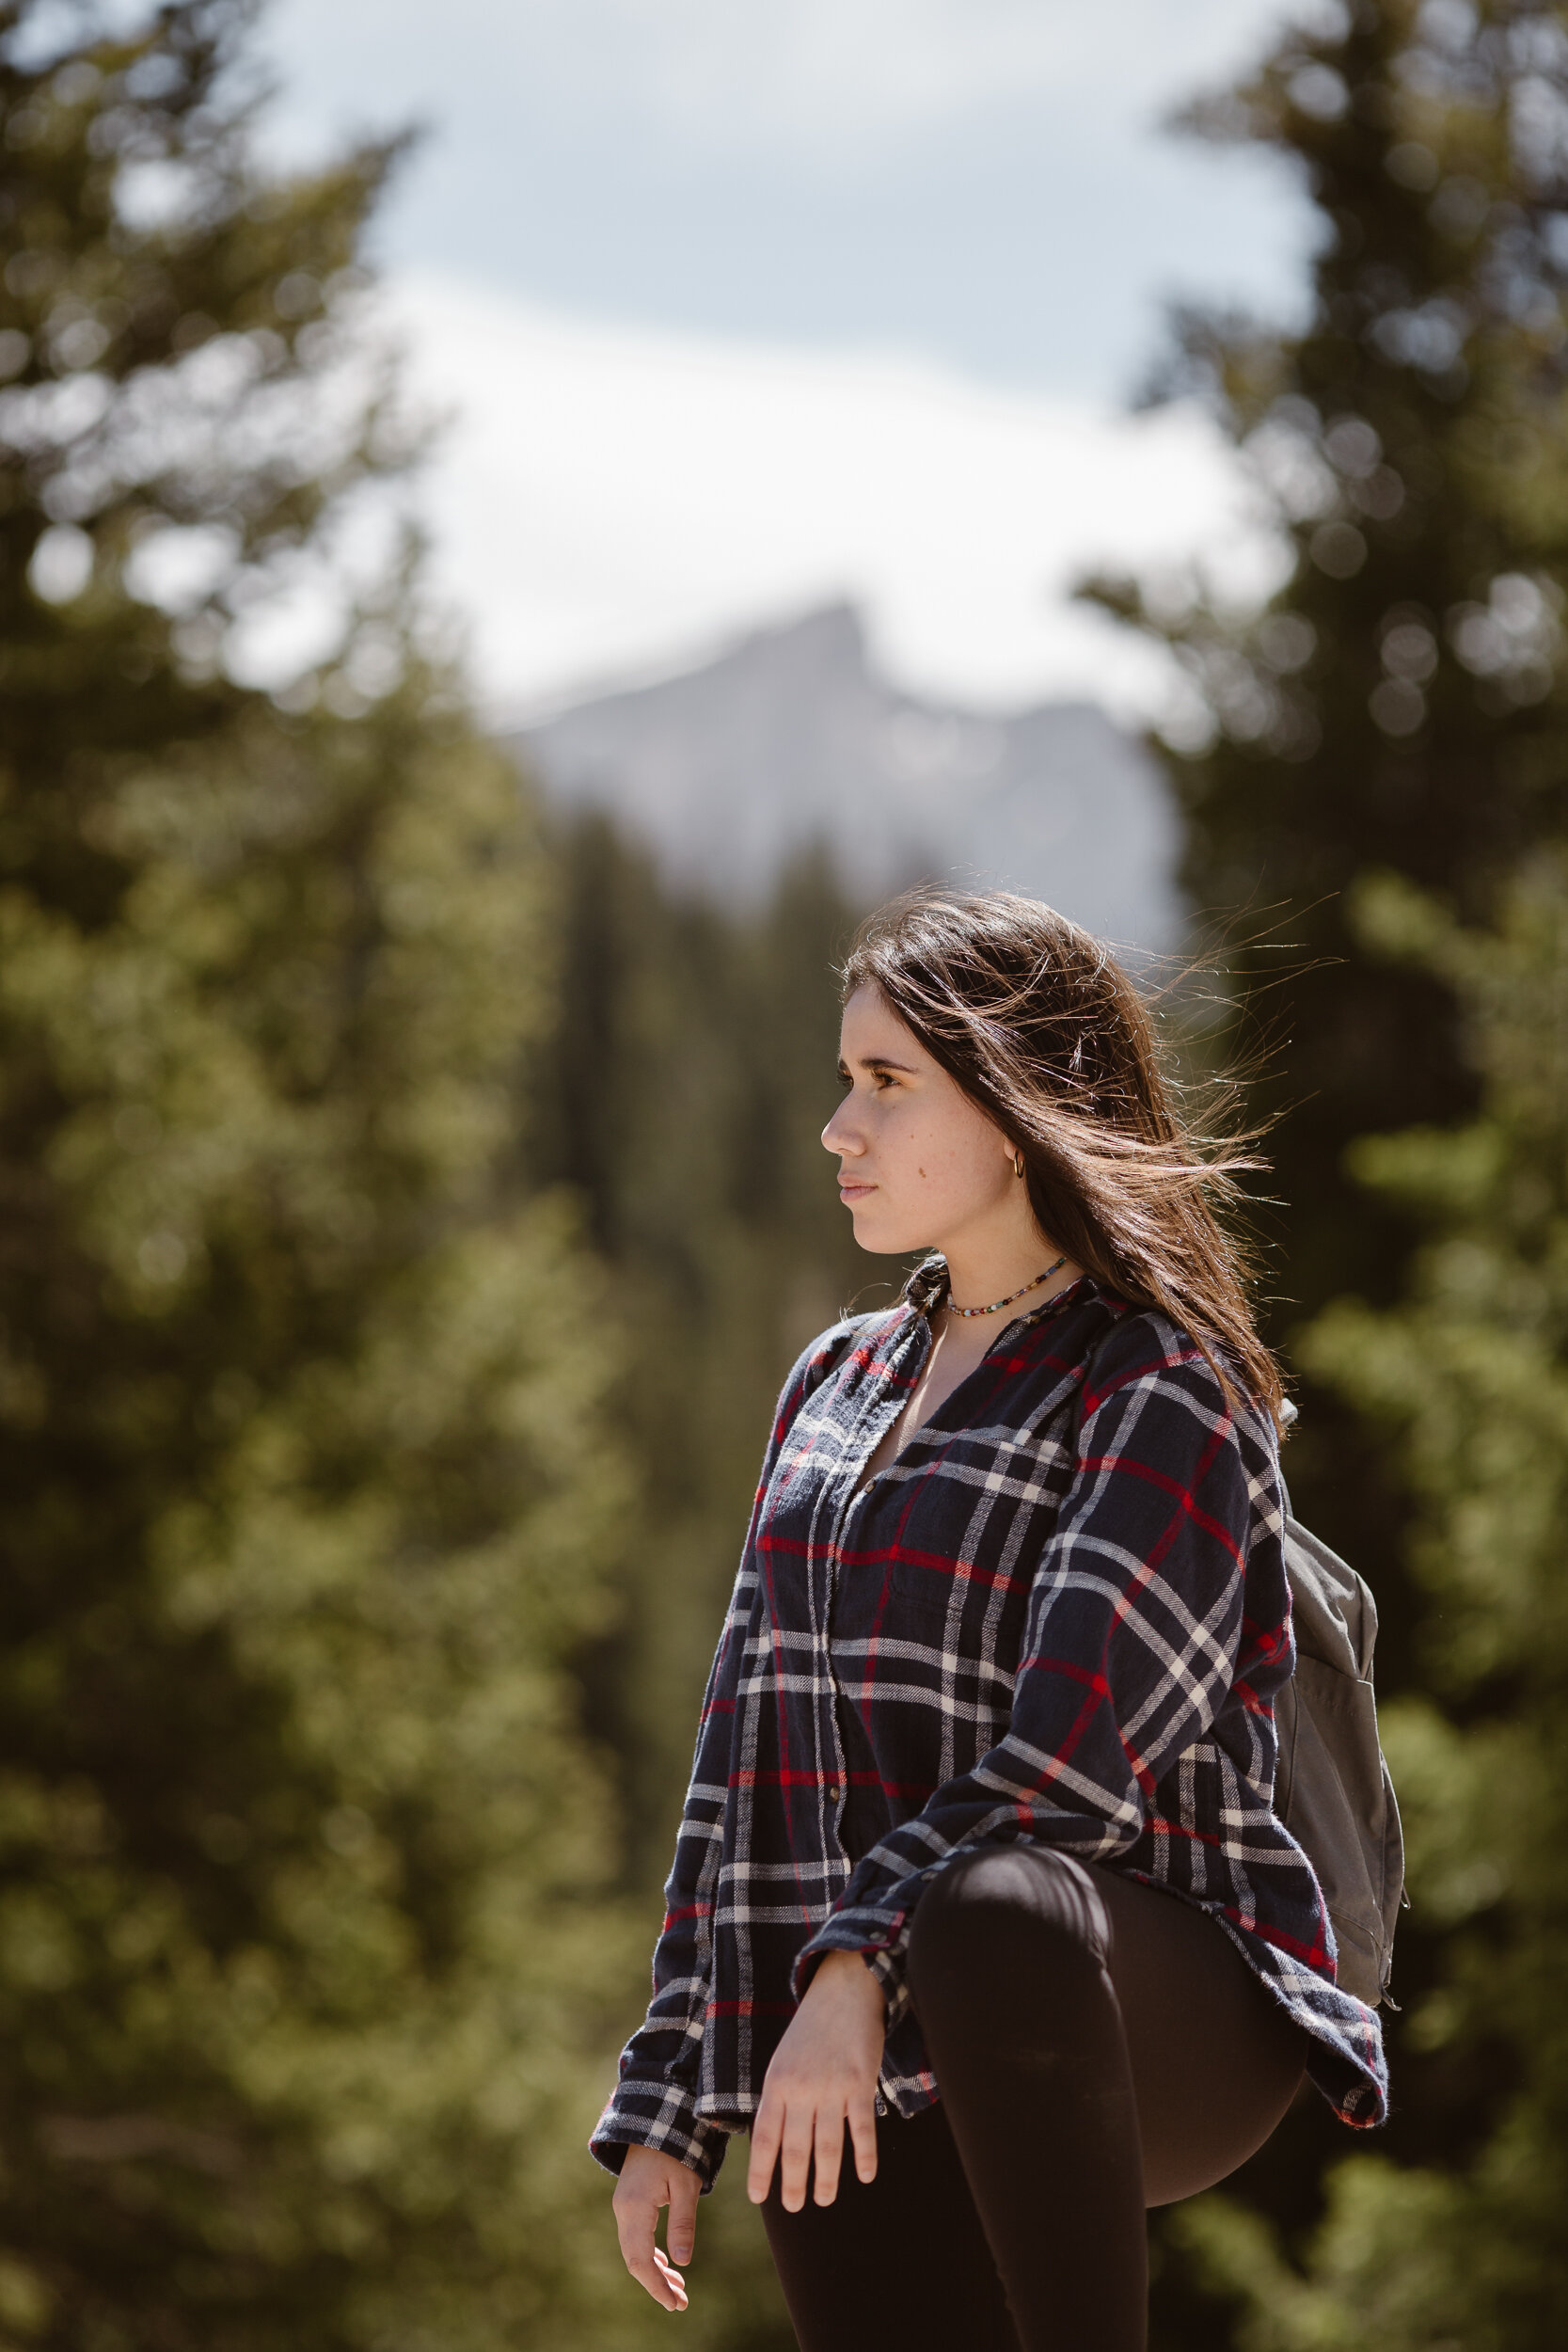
0, 7, 654, 2345
529, 816, 868, 1893
1090, 0, 1568, 1336
1084, 4, 1568, 2334
1170, 859, 1568, 2349
516, 818, 868, 2352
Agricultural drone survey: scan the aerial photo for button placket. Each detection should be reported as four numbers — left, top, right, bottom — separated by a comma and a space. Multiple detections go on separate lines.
820, 1471, 858, 1847
818, 1322, 924, 1852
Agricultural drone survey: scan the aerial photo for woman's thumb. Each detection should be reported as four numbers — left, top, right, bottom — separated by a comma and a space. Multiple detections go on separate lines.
668, 2173, 697, 2263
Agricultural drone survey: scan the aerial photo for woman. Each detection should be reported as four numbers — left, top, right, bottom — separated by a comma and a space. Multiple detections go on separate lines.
592, 892, 1387, 2351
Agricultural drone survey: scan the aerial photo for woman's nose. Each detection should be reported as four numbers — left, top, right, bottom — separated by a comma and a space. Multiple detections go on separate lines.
821, 1104, 862, 1155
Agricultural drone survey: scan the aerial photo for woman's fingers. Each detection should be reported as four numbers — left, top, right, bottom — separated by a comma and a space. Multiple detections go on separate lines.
615, 2202, 685, 2312
613, 2150, 695, 2312
746, 1947, 887, 2210
666, 2163, 700, 2266
811, 2099, 847, 2206
775, 2090, 819, 2213
746, 2085, 784, 2204
652, 2250, 688, 2306
615, 2202, 684, 2311
748, 2074, 820, 2213
847, 2088, 880, 2185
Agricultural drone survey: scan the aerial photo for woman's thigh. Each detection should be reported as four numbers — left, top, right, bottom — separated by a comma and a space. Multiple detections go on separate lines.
758, 2099, 1021, 2352
1088, 1863, 1307, 2206
760, 1852, 1307, 2344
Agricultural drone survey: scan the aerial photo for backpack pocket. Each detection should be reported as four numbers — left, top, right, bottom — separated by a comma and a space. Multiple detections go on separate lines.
1275, 1657, 1394, 2009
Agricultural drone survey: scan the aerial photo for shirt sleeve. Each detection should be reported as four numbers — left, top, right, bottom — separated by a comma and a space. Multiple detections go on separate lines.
589, 1319, 862, 2189
790, 1327, 1259, 2027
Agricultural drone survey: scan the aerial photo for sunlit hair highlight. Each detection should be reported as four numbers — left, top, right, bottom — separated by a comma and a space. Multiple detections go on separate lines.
840, 890, 1284, 1428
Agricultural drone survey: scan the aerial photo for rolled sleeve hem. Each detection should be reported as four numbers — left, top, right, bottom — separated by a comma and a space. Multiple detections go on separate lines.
791, 1909, 911, 2028
589, 2101, 729, 2192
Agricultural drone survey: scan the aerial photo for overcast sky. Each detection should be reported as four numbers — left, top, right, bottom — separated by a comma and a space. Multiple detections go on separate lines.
263, 0, 1309, 397
257, 0, 1314, 717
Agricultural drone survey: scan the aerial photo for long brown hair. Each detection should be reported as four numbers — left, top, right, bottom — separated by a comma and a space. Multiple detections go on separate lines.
840, 890, 1285, 1427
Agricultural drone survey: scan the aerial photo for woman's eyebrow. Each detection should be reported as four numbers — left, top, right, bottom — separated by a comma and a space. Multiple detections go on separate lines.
850, 1053, 920, 1073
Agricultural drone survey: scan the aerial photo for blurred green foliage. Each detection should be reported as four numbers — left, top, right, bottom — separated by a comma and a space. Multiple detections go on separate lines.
0, 5, 675, 2345
516, 818, 871, 2349
0, 8, 867, 2342
1172, 858, 1568, 2346
525, 819, 868, 1891
1087, 4, 1568, 2344
1090, 0, 1568, 1324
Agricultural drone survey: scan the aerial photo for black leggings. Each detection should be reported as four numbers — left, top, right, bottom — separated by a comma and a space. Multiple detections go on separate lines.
760, 1847, 1305, 2352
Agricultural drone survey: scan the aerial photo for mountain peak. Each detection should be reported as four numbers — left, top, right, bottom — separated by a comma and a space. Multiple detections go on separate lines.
511, 603, 1178, 947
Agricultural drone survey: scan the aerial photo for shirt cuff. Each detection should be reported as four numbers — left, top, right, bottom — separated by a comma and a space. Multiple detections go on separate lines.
791, 1907, 912, 2030
589, 2082, 730, 2192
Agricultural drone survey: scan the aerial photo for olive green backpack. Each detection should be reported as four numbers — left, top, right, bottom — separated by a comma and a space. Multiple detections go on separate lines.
1276, 1500, 1406, 2009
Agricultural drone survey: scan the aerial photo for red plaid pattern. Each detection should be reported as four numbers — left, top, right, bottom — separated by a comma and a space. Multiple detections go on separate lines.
592, 1271, 1388, 2188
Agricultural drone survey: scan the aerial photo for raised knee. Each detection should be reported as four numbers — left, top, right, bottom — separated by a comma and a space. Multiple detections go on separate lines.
907, 1844, 1107, 2001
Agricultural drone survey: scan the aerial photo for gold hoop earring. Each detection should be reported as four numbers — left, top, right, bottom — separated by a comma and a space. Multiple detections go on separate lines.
1013, 1149, 1025, 1179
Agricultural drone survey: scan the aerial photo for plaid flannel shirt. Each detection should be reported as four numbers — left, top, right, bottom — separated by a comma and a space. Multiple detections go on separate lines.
591, 1268, 1388, 2189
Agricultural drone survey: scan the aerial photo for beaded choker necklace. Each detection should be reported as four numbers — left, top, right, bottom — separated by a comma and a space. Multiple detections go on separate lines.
946, 1254, 1069, 1319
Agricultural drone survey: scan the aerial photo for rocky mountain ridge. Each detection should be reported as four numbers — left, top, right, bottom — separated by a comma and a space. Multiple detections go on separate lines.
511, 603, 1178, 948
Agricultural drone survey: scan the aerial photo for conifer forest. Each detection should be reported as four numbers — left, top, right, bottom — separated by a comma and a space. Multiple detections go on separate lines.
0, 2, 1564, 2347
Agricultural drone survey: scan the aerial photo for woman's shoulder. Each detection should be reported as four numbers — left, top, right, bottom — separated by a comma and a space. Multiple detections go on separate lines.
770, 1298, 908, 1424
1075, 1289, 1278, 1451
784, 1301, 907, 1396
1076, 1292, 1199, 1393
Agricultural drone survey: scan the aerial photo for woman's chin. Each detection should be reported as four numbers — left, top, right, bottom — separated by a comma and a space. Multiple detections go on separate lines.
849, 1212, 923, 1257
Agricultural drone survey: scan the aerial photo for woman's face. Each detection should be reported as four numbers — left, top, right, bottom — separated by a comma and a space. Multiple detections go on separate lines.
822, 984, 1019, 1257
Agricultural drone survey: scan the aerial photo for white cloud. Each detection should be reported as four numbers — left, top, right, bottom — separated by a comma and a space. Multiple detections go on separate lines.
389, 272, 1283, 725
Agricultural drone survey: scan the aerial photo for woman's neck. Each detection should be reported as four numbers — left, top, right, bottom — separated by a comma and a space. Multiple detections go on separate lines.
938, 1216, 1067, 1317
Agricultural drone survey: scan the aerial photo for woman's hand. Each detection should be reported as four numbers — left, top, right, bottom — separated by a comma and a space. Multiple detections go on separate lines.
613, 2142, 700, 2312
746, 1947, 886, 2212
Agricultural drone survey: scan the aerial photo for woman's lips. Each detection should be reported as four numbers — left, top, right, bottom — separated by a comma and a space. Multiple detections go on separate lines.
838, 1179, 876, 1201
